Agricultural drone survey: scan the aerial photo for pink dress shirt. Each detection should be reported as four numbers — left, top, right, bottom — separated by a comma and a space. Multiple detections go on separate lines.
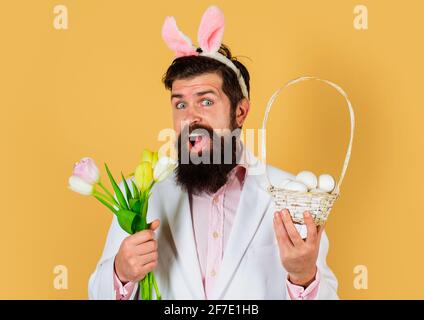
113, 165, 320, 300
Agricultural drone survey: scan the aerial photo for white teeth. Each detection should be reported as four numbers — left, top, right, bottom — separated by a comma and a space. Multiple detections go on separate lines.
189, 133, 202, 138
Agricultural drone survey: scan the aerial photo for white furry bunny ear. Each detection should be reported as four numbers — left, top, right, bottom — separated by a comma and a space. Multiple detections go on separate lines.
162, 16, 197, 58
197, 6, 225, 53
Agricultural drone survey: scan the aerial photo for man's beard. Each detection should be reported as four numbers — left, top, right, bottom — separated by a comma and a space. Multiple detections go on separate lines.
175, 122, 242, 195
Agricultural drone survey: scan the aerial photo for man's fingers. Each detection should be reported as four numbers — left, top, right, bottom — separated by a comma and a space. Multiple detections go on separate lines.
280, 209, 304, 247
149, 219, 161, 231
125, 219, 160, 247
304, 211, 318, 244
142, 260, 158, 275
141, 251, 158, 265
317, 223, 326, 240
129, 229, 155, 245
273, 211, 293, 250
135, 239, 157, 255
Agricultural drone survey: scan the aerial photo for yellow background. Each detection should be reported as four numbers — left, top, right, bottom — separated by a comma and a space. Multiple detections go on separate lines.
0, 0, 423, 299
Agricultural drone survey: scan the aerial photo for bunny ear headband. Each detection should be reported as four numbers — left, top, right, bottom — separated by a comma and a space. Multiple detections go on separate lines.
161, 5, 249, 99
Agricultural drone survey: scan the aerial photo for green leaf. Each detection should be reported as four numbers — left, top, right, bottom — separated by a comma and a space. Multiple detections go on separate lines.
129, 198, 136, 208
131, 213, 147, 233
129, 199, 141, 213
134, 201, 141, 214
140, 189, 147, 203
152, 273, 161, 300
131, 180, 140, 200
140, 193, 149, 218
94, 196, 117, 214
121, 172, 133, 202
105, 163, 129, 210
131, 215, 141, 234
116, 209, 137, 234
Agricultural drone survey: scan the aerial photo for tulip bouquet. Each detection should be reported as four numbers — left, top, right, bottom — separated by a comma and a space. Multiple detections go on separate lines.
68, 149, 177, 300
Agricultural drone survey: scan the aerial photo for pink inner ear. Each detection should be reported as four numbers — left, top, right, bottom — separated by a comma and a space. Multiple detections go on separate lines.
162, 16, 197, 57
197, 6, 225, 53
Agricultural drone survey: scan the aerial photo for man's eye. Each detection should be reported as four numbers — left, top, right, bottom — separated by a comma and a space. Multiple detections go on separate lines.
201, 99, 213, 107
176, 102, 186, 109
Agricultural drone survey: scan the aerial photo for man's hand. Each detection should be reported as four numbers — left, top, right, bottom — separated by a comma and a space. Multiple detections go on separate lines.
114, 219, 160, 284
273, 209, 324, 287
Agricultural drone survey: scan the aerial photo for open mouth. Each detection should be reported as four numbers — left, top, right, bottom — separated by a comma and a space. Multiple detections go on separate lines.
188, 132, 211, 153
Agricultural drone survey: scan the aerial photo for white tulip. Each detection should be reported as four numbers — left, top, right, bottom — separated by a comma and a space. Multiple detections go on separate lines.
68, 175, 94, 195
153, 156, 177, 182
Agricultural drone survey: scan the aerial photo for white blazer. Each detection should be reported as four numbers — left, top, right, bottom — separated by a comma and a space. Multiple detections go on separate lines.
88, 157, 339, 300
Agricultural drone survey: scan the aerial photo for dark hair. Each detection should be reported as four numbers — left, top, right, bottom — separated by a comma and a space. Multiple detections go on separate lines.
162, 44, 250, 114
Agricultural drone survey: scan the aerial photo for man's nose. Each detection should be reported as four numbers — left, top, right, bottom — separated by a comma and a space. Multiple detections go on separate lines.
184, 104, 202, 124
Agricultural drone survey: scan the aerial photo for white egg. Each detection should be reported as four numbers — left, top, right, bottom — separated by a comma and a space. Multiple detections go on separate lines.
295, 171, 318, 190
309, 188, 327, 194
275, 178, 292, 189
318, 174, 335, 192
283, 181, 308, 193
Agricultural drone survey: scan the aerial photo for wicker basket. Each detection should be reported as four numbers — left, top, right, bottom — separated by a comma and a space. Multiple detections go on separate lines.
261, 76, 355, 225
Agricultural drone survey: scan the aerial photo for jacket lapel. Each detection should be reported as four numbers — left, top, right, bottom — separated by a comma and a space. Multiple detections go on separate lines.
209, 172, 273, 299
162, 176, 206, 299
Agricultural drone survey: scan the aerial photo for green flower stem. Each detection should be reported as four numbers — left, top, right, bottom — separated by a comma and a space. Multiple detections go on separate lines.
93, 190, 114, 205
146, 276, 150, 300
139, 272, 161, 300
139, 275, 150, 300
98, 181, 119, 206
92, 190, 119, 214
135, 184, 161, 300
149, 273, 153, 300
138, 279, 143, 300
150, 272, 154, 299
152, 273, 161, 300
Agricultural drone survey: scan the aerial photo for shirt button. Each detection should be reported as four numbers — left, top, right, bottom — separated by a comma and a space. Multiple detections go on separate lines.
210, 270, 216, 277
213, 196, 219, 204
212, 231, 219, 239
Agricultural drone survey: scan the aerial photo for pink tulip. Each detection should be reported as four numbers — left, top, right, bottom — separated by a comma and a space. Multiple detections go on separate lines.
72, 157, 100, 185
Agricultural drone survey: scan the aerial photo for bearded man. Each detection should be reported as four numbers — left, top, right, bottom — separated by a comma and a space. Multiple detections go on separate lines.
88, 6, 338, 300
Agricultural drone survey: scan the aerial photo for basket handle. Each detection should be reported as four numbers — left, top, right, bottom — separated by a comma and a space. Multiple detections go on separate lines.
261, 76, 355, 195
